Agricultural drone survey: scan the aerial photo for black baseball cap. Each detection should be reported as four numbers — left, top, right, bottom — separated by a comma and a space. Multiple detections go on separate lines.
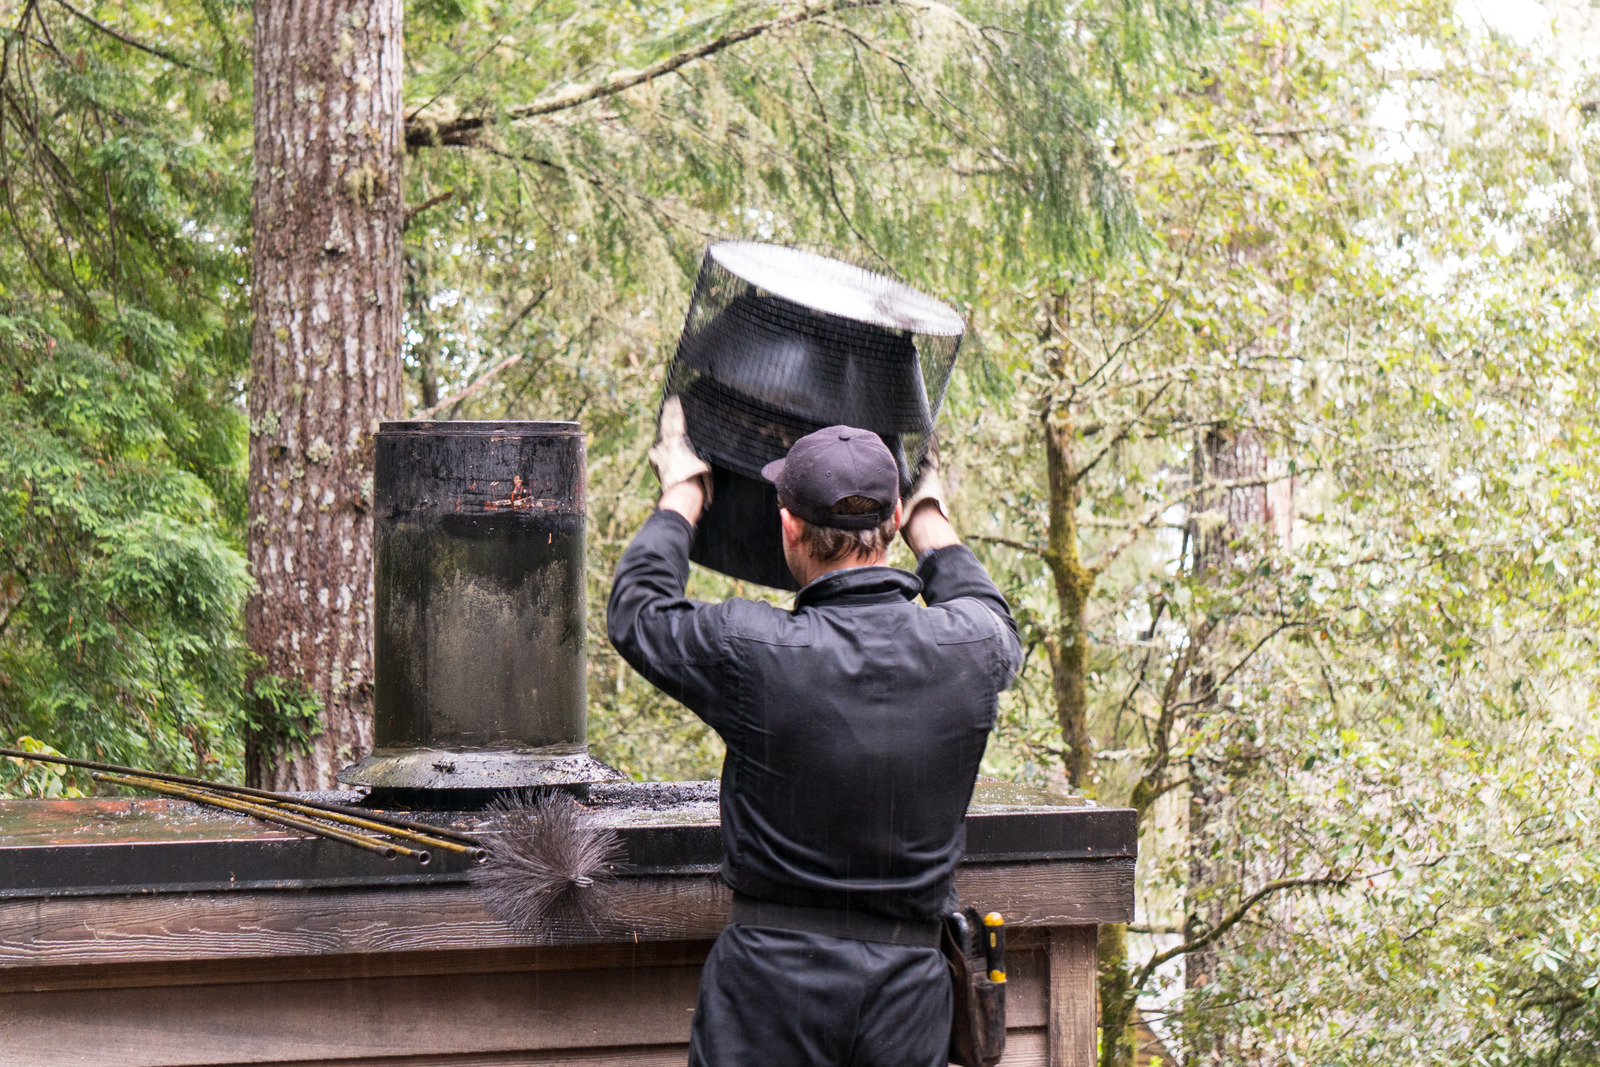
761, 426, 900, 530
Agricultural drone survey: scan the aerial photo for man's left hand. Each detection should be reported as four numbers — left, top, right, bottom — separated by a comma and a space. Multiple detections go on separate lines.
902, 437, 958, 555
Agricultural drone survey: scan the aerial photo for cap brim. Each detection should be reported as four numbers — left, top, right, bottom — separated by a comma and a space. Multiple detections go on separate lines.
760, 458, 786, 485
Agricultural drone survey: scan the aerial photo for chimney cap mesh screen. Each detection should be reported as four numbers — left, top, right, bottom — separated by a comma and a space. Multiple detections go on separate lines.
665, 241, 965, 589
667, 241, 964, 485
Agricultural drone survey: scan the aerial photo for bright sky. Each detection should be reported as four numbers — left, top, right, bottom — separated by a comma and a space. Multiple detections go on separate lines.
1462, 0, 1600, 63
1463, 0, 1549, 46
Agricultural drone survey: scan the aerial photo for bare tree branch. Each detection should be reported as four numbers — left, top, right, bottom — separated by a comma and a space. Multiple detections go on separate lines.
403, 189, 455, 230
415, 353, 523, 419
1154, 125, 1347, 156
1086, 470, 1304, 578
1131, 871, 1351, 992
407, 0, 883, 148
1212, 619, 1303, 692
495, 285, 552, 341
1071, 379, 1175, 486
968, 533, 1046, 557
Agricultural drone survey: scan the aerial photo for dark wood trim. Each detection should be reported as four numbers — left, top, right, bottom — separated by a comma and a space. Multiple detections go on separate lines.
0, 790, 1138, 899
189, 1048, 699, 1067
0, 862, 1133, 974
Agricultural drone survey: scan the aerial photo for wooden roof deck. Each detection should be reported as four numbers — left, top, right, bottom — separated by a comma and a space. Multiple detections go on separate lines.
0, 781, 1133, 1067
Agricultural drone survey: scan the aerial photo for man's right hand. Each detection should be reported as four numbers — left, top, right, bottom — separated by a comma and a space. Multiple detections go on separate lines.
649, 395, 713, 518
902, 437, 959, 556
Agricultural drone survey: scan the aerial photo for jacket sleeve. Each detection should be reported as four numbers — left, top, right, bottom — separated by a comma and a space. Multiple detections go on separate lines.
916, 543, 1025, 690
605, 509, 731, 727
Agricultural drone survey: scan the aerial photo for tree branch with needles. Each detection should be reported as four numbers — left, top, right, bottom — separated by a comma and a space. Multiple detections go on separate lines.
50, 0, 212, 73
406, 0, 884, 148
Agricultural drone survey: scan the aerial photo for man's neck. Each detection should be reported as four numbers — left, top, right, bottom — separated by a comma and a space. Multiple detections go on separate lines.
795, 553, 887, 588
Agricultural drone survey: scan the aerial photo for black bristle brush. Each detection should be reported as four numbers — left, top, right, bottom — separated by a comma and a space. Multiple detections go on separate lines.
471, 789, 623, 930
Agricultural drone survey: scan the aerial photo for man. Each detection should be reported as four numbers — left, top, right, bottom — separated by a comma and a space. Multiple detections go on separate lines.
607, 397, 1023, 1066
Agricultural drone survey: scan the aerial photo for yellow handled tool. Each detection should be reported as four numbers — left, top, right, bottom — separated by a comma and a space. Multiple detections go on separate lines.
983, 911, 1006, 983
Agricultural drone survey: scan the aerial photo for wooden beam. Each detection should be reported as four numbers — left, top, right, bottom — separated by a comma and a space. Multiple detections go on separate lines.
207, 1048, 697, 1067
961, 861, 1134, 927
0, 949, 1058, 1066
0, 963, 707, 1066
1047, 926, 1098, 1067
0, 939, 718, 995
998, 1030, 1050, 1066
0, 861, 1132, 973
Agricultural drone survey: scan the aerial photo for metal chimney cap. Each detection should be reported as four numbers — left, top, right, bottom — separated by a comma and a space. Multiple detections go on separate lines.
708, 242, 966, 337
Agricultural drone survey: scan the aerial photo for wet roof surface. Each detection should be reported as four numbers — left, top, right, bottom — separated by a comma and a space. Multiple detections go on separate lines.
0, 781, 1128, 899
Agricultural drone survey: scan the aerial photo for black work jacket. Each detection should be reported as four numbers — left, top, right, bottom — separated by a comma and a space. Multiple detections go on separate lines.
606, 510, 1023, 922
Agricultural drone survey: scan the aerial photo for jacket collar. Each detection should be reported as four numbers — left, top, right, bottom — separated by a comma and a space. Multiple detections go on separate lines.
794, 565, 923, 609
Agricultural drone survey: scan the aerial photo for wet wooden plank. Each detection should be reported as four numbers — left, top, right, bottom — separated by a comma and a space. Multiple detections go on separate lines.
0, 940, 719, 995
0, 861, 1132, 972
0, 963, 707, 1066
172, 1030, 1050, 1067
189, 1050, 697, 1067
0, 948, 1055, 1066
0, 789, 1137, 899
1047, 926, 1099, 1067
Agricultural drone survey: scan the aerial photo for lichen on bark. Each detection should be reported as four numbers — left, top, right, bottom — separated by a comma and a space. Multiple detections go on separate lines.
245, 0, 404, 789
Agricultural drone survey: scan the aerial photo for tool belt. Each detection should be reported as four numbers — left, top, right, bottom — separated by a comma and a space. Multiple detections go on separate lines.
943, 907, 1007, 1067
728, 893, 943, 947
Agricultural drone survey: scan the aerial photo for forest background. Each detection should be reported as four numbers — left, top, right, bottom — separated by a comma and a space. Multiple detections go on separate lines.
2, 0, 1599, 1061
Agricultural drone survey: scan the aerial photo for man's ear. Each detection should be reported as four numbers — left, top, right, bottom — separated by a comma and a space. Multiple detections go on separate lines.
892, 499, 904, 531
779, 507, 803, 550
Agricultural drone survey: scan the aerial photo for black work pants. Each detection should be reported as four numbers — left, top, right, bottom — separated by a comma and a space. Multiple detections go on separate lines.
688, 923, 951, 1067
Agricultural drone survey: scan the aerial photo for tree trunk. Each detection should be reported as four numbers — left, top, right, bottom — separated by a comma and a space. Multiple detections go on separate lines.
245, 0, 405, 789
405, 254, 441, 411
1097, 921, 1136, 1067
1043, 403, 1094, 793
1183, 426, 1267, 1064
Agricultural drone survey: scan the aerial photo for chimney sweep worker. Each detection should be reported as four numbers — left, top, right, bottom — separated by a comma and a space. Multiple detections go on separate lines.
607, 398, 1023, 1067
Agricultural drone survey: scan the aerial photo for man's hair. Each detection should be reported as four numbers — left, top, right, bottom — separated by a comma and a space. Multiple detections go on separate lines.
796, 495, 899, 564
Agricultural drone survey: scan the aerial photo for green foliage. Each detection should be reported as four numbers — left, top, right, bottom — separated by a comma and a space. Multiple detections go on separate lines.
398, 0, 1214, 777
0, 734, 88, 797
0, 0, 254, 786
928, 0, 1600, 1061
7, 0, 1599, 1061
242, 674, 325, 759
1220, 727, 1600, 1063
